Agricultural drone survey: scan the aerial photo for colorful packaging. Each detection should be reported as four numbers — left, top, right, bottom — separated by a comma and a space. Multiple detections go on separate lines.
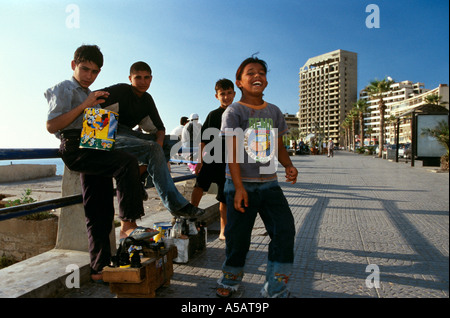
80, 108, 119, 151
153, 222, 172, 243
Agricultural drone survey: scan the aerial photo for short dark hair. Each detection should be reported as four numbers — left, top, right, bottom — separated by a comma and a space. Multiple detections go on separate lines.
130, 61, 152, 76
215, 78, 234, 92
235, 56, 268, 81
180, 116, 189, 125
73, 45, 103, 69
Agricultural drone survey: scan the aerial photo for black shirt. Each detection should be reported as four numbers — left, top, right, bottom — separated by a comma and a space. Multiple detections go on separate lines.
201, 106, 226, 161
101, 83, 165, 131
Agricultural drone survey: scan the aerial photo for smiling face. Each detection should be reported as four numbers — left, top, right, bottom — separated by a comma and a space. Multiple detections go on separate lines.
129, 70, 152, 96
236, 62, 268, 103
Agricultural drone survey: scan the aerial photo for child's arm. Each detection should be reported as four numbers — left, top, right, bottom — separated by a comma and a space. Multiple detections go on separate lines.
155, 129, 165, 148
277, 137, 298, 184
194, 141, 206, 175
46, 90, 109, 134
227, 136, 248, 213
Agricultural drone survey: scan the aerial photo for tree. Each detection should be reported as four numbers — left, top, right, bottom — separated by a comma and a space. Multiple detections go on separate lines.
421, 120, 449, 170
353, 99, 370, 146
347, 109, 359, 151
424, 94, 448, 106
341, 117, 351, 150
366, 126, 374, 144
385, 114, 397, 144
365, 78, 394, 157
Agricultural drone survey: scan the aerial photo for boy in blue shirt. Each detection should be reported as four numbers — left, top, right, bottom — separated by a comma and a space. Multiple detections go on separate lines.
217, 57, 298, 298
45, 45, 156, 281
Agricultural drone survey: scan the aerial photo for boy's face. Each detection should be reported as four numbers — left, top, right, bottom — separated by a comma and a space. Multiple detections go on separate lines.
236, 62, 268, 96
71, 60, 101, 89
129, 70, 152, 96
215, 88, 236, 108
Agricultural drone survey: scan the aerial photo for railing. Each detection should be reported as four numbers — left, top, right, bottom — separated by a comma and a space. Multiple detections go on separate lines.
0, 148, 197, 221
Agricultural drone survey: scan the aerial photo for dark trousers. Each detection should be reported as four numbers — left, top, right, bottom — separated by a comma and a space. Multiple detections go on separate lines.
59, 133, 144, 273
223, 179, 295, 268
219, 179, 295, 295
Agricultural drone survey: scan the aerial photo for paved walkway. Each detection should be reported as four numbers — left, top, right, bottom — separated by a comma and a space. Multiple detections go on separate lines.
61, 151, 449, 298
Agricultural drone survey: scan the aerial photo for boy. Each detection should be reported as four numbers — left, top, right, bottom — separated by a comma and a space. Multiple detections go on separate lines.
100, 62, 205, 218
170, 116, 189, 139
191, 79, 236, 240
45, 45, 155, 282
217, 57, 298, 298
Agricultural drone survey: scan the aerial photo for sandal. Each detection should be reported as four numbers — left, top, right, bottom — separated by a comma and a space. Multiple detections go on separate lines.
120, 226, 159, 243
91, 272, 107, 284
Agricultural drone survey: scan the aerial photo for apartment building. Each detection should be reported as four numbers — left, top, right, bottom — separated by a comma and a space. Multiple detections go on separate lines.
359, 80, 430, 144
284, 113, 300, 131
390, 84, 449, 144
298, 49, 357, 146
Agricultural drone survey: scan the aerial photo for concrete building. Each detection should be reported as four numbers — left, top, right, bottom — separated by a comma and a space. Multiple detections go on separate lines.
299, 49, 358, 146
390, 84, 449, 144
284, 113, 300, 131
359, 80, 431, 145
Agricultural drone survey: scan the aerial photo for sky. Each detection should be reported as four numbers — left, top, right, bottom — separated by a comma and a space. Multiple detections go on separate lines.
0, 0, 448, 149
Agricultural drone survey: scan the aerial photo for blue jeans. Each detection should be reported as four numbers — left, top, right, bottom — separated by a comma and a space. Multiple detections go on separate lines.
219, 179, 295, 297
114, 125, 188, 213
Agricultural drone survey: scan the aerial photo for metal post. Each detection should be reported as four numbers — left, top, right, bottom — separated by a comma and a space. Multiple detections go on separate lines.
411, 111, 415, 167
395, 118, 400, 162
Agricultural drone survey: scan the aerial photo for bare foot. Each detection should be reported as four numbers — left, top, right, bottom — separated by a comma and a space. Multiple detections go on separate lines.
120, 220, 138, 239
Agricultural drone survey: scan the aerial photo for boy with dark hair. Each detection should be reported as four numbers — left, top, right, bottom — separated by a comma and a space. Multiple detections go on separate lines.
100, 61, 205, 218
45, 45, 155, 282
217, 57, 298, 298
170, 116, 189, 139
191, 78, 236, 240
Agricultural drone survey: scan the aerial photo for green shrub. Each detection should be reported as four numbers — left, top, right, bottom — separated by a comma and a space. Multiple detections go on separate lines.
5, 189, 56, 221
0, 254, 17, 269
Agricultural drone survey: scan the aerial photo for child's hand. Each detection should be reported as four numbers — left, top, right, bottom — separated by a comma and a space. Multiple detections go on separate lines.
85, 91, 109, 108
285, 165, 298, 184
194, 162, 203, 175
234, 187, 248, 213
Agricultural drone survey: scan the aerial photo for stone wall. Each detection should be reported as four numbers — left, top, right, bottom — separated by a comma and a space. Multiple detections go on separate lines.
0, 164, 56, 183
0, 217, 58, 261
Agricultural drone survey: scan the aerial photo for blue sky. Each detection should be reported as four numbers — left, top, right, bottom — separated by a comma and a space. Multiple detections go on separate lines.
0, 0, 448, 148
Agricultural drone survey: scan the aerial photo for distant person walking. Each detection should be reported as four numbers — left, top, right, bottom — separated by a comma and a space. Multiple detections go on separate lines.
327, 139, 334, 157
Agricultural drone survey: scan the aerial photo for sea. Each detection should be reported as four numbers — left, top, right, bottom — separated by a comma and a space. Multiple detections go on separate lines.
0, 158, 65, 176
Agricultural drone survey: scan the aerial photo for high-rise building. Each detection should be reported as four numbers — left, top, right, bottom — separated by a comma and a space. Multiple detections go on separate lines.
360, 80, 430, 145
299, 49, 357, 146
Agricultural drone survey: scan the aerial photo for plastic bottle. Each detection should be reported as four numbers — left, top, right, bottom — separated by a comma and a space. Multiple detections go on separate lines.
172, 218, 183, 238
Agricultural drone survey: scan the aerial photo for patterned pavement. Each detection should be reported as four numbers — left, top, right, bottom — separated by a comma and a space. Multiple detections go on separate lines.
61, 151, 449, 299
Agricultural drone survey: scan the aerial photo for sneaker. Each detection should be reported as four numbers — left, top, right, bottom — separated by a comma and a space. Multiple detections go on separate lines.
175, 203, 206, 218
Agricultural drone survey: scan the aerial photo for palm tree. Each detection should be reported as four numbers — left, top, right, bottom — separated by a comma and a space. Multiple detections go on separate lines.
347, 109, 359, 151
365, 78, 394, 157
353, 99, 370, 147
385, 114, 397, 144
424, 94, 448, 106
421, 120, 449, 170
341, 117, 351, 151
366, 126, 374, 144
